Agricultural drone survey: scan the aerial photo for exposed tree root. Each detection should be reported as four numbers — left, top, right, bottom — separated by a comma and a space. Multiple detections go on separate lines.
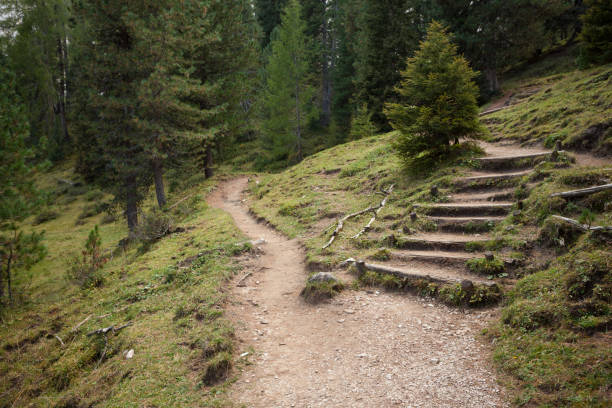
322, 184, 394, 249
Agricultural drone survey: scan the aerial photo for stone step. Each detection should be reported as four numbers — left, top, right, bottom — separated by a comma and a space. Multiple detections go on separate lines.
474, 151, 555, 171
428, 216, 505, 233
417, 202, 513, 217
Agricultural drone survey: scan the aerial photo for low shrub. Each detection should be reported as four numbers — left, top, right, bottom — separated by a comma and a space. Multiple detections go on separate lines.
66, 226, 107, 288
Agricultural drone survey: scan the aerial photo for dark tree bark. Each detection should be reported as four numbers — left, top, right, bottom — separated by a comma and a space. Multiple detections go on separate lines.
484, 67, 500, 95
320, 0, 332, 127
56, 35, 70, 147
153, 159, 166, 208
125, 187, 139, 235
204, 145, 214, 178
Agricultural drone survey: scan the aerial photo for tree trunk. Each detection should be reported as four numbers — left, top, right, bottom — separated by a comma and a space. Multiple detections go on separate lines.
320, 1, 332, 127
153, 159, 166, 208
484, 67, 500, 95
6, 244, 13, 302
295, 80, 303, 162
204, 145, 214, 179
125, 187, 139, 236
57, 35, 70, 147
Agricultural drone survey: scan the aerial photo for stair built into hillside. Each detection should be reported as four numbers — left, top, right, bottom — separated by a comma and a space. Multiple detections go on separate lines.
342, 148, 560, 306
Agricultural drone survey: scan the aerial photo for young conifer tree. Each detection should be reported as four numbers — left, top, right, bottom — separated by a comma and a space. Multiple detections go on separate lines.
261, 0, 318, 163
0, 58, 46, 302
384, 21, 481, 165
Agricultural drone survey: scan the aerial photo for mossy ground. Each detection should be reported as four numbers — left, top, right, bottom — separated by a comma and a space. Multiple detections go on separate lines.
0, 162, 249, 407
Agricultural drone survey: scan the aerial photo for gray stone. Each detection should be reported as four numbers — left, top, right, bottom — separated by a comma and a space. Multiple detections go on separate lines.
308, 272, 339, 284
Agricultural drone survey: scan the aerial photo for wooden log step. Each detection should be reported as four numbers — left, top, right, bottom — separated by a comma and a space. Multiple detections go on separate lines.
449, 189, 514, 202
474, 152, 554, 171
418, 202, 513, 217
454, 171, 531, 192
395, 236, 490, 252
390, 249, 478, 267
341, 258, 498, 287
428, 216, 505, 232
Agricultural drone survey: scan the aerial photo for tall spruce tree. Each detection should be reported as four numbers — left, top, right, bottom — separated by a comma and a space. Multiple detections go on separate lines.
579, 0, 612, 64
331, 0, 360, 134
0, 57, 46, 302
256, 0, 289, 49
6, 0, 72, 161
353, 0, 429, 129
261, 0, 318, 162
436, 0, 571, 97
385, 22, 481, 164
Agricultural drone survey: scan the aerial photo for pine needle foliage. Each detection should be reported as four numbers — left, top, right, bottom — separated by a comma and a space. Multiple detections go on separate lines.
261, 0, 318, 164
579, 0, 612, 65
385, 21, 482, 168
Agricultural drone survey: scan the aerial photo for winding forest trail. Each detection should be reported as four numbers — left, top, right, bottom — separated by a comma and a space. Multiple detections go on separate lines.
208, 178, 507, 408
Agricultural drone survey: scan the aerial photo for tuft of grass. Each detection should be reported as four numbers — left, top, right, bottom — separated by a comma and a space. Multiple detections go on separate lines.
466, 257, 506, 277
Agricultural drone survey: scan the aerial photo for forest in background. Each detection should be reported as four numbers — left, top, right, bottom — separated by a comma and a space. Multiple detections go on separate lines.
1, 0, 610, 301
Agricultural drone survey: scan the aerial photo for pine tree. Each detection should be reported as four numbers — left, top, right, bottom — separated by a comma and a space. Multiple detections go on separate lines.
6, 0, 72, 161
331, 0, 361, 135
436, 0, 571, 97
579, 0, 612, 64
261, 0, 318, 163
353, 0, 427, 129
385, 22, 481, 164
349, 104, 377, 140
256, 0, 289, 49
0, 58, 46, 302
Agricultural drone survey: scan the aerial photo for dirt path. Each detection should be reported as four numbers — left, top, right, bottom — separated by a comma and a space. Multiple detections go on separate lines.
208, 178, 507, 408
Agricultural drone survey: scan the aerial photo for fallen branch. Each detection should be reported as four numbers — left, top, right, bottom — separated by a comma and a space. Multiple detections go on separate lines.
340, 258, 497, 287
322, 185, 394, 249
86, 321, 133, 337
322, 206, 378, 249
71, 315, 92, 333
551, 215, 612, 232
352, 185, 394, 239
236, 272, 252, 287
550, 184, 612, 199
168, 193, 196, 210
54, 335, 65, 347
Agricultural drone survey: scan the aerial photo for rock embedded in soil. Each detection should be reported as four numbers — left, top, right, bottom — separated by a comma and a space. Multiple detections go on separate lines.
308, 272, 340, 283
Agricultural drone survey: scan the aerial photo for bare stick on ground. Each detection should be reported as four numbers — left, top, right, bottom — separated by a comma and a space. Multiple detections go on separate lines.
322, 185, 394, 249
352, 185, 395, 239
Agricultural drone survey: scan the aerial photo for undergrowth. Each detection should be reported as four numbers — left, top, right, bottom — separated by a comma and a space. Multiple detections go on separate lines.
0, 162, 247, 407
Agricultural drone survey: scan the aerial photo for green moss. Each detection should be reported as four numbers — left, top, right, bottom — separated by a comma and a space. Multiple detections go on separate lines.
466, 257, 505, 276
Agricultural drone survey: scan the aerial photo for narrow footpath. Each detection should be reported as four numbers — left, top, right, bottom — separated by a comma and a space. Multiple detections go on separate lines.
208, 178, 506, 408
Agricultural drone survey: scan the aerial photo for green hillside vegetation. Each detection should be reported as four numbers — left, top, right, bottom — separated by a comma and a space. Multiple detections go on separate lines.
485, 60, 612, 155
248, 57, 612, 406
0, 167, 250, 407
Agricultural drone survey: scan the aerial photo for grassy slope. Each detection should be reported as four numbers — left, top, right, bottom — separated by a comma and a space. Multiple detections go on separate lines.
485, 55, 612, 155
248, 56, 612, 406
1, 164, 248, 407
